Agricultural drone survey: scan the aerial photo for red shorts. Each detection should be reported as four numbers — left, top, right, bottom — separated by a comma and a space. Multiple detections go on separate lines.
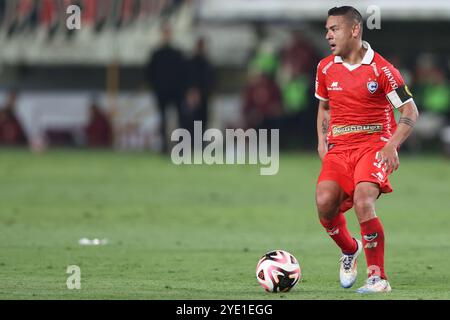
317, 142, 393, 213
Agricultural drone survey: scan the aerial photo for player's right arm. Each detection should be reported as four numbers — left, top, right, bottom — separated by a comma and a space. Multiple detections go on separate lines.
315, 60, 331, 161
317, 100, 330, 161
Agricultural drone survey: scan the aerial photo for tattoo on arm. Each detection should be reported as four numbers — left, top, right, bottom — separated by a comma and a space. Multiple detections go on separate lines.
399, 117, 416, 127
322, 119, 329, 134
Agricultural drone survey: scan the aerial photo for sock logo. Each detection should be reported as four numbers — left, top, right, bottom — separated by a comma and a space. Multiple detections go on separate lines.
327, 228, 340, 236
364, 242, 378, 249
364, 233, 378, 242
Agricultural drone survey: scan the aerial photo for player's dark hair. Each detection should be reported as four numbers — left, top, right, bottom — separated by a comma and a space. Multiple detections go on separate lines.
328, 6, 363, 30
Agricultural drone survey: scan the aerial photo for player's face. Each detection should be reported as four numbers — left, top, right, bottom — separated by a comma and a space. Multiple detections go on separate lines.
325, 15, 353, 56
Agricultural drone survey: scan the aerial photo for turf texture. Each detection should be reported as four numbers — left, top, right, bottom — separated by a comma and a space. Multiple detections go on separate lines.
0, 149, 449, 300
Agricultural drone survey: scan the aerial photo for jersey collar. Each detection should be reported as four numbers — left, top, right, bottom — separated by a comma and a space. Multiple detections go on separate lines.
334, 41, 374, 65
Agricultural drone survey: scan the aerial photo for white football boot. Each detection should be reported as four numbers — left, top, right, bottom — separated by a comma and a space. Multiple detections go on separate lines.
339, 239, 363, 288
356, 276, 392, 293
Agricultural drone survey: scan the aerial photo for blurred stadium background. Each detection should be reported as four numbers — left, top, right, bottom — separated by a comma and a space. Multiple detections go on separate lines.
0, 0, 450, 300
1, 0, 450, 152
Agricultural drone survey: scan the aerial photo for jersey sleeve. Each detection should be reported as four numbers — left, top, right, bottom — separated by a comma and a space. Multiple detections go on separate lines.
379, 64, 414, 109
315, 61, 329, 101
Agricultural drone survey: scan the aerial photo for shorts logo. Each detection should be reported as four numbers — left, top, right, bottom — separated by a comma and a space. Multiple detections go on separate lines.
364, 233, 378, 241
332, 124, 383, 137
367, 81, 378, 94
371, 172, 385, 182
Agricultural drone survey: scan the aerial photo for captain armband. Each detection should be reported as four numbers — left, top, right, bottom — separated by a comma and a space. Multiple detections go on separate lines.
386, 85, 414, 109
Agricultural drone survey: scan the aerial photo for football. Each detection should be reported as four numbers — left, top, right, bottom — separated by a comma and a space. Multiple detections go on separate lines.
256, 250, 301, 293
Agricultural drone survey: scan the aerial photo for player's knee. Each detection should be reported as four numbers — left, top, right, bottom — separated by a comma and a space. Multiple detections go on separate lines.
316, 191, 340, 219
353, 196, 375, 216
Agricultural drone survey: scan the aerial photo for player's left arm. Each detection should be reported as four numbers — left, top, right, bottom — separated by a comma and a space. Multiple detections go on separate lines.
378, 99, 419, 173
377, 63, 420, 173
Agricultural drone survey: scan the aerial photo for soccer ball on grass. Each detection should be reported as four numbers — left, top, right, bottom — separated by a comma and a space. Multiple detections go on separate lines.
256, 250, 301, 293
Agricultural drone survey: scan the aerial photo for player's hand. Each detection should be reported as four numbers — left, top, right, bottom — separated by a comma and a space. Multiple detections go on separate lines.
318, 142, 328, 161
377, 144, 399, 173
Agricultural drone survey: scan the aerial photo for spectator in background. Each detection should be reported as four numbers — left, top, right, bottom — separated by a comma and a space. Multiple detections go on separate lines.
245, 29, 319, 149
4, 0, 37, 36
250, 40, 279, 78
242, 71, 283, 131
93, 0, 112, 33
277, 30, 319, 149
185, 37, 215, 134
279, 71, 312, 149
279, 30, 318, 77
408, 56, 450, 153
85, 99, 113, 148
421, 69, 450, 120
39, 0, 60, 39
0, 91, 27, 146
243, 37, 285, 141
145, 22, 188, 154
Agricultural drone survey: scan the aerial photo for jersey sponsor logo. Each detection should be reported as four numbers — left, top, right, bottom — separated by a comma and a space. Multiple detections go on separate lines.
367, 81, 378, 94
328, 81, 342, 91
364, 233, 378, 242
381, 66, 398, 90
331, 124, 383, 137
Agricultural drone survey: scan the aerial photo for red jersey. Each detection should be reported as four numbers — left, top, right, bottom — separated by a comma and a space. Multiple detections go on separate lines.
315, 41, 411, 148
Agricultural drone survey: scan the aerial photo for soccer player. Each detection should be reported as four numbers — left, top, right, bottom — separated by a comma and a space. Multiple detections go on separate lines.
315, 6, 419, 293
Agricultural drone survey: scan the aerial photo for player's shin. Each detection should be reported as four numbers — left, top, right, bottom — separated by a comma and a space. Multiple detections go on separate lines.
320, 213, 357, 255
360, 217, 387, 279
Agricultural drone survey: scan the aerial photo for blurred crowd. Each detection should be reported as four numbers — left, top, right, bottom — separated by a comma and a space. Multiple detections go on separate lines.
400, 54, 450, 154
242, 30, 319, 149
0, 21, 214, 153
145, 25, 322, 152
1, 16, 450, 156
0, 0, 181, 38
0, 91, 27, 146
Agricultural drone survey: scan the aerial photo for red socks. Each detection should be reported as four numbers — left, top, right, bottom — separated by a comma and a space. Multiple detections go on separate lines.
320, 213, 387, 280
360, 217, 387, 279
320, 213, 357, 255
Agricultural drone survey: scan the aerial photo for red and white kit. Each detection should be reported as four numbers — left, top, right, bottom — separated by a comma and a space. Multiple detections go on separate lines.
315, 41, 413, 203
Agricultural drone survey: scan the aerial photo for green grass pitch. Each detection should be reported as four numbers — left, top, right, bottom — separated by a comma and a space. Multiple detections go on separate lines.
0, 149, 449, 300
